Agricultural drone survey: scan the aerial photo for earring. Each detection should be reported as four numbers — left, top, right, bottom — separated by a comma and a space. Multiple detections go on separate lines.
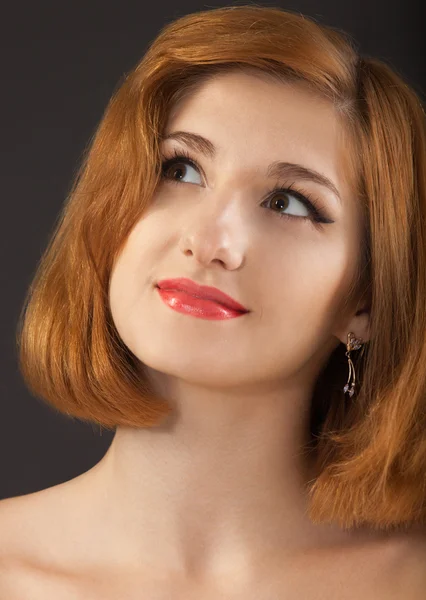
343, 332, 364, 397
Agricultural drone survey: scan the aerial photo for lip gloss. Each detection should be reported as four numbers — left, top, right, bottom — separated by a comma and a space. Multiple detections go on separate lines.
157, 288, 247, 320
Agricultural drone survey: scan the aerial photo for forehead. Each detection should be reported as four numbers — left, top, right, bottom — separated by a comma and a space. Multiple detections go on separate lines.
165, 71, 354, 194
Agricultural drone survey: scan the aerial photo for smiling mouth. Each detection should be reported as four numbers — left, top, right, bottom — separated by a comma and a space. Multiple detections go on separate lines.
155, 286, 249, 320
155, 278, 249, 313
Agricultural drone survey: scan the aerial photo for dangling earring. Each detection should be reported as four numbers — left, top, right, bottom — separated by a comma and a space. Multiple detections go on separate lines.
343, 332, 364, 397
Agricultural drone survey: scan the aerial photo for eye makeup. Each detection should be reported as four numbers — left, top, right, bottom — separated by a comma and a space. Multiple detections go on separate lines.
160, 147, 335, 230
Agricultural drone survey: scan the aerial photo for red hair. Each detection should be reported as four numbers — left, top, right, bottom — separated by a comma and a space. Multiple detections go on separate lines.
17, 6, 426, 532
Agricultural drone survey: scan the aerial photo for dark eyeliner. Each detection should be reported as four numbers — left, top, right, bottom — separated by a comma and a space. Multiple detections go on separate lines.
262, 182, 334, 225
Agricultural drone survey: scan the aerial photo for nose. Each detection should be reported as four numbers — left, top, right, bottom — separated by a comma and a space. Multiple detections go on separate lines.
178, 197, 248, 270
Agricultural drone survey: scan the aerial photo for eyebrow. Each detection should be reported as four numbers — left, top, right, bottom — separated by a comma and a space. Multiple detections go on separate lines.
160, 130, 342, 204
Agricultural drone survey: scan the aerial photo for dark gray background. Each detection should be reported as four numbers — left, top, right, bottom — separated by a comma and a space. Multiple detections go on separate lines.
1, 0, 424, 500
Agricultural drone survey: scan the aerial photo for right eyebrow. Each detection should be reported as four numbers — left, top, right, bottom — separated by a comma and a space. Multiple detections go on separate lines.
160, 131, 216, 159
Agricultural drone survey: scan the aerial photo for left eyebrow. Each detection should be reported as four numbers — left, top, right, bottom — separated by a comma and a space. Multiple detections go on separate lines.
160, 130, 342, 204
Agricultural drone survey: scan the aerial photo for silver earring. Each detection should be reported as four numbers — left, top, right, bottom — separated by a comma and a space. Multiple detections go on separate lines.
343, 332, 364, 397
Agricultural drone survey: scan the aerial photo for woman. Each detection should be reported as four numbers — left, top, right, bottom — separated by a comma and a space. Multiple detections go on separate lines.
1, 5, 425, 598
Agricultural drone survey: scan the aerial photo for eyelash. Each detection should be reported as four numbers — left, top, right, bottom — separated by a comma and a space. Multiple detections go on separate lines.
159, 147, 333, 228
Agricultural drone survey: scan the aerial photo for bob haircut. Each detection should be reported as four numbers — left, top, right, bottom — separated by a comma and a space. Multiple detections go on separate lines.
17, 5, 426, 532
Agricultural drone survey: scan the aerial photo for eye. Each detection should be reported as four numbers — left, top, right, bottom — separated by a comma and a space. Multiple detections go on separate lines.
264, 190, 310, 218
262, 185, 332, 225
161, 151, 203, 185
261, 187, 321, 221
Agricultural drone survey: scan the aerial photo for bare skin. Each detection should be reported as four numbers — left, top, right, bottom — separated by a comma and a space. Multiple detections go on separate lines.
0, 484, 425, 599
1, 71, 425, 598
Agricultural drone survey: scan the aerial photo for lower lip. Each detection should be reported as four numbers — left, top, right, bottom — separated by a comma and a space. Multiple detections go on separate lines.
156, 287, 247, 320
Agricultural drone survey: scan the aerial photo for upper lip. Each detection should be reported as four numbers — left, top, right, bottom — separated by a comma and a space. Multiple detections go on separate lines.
156, 277, 249, 312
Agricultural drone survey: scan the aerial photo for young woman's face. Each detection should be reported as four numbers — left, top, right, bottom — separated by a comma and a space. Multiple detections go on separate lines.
109, 70, 364, 390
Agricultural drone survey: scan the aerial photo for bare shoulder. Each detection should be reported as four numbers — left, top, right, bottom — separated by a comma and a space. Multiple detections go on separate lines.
0, 471, 94, 565
0, 494, 37, 560
0, 494, 42, 598
0, 490, 59, 555
0, 490, 87, 599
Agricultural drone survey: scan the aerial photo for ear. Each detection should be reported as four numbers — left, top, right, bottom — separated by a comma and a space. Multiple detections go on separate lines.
333, 305, 371, 347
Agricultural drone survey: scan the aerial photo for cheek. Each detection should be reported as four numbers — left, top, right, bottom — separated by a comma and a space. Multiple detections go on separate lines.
235, 240, 354, 379
108, 214, 172, 344
255, 236, 355, 329
108, 250, 137, 344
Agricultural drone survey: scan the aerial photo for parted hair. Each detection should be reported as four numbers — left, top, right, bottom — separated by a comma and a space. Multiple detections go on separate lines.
17, 5, 426, 532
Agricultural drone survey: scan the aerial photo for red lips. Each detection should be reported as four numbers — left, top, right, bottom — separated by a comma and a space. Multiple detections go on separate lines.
156, 277, 248, 312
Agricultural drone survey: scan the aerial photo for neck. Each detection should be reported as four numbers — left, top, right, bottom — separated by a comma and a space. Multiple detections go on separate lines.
76, 376, 356, 580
